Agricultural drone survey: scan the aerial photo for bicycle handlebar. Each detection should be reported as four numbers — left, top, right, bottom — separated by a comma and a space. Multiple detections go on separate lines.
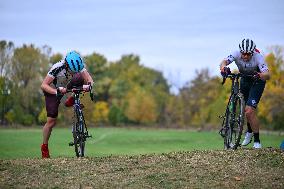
65, 86, 94, 101
221, 73, 255, 85
66, 88, 85, 93
222, 73, 240, 85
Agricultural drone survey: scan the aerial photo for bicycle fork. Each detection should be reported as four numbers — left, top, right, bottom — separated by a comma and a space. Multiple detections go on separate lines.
69, 124, 92, 147
219, 100, 235, 138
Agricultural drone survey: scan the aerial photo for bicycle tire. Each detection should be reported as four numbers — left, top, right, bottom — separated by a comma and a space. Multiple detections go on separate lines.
73, 108, 85, 157
223, 97, 232, 150
224, 93, 245, 149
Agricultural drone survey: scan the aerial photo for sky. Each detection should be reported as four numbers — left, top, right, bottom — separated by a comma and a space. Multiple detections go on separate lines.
1, 0, 284, 92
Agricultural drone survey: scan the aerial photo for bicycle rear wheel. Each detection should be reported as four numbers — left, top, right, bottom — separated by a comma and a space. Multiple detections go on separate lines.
224, 93, 245, 149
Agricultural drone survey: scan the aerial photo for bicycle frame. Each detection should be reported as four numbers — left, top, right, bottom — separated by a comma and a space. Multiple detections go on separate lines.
222, 73, 241, 95
73, 92, 86, 134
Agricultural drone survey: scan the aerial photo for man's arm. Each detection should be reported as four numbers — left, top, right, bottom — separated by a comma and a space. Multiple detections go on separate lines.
81, 70, 94, 85
41, 75, 57, 95
259, 71, 270, 81
257, 54, 270, 81
219, 60, 229, 71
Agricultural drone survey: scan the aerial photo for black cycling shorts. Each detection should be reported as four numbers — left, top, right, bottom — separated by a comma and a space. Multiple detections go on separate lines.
44, 73, 84, 118
240, 77, 266, 109
44, 92, 62, 118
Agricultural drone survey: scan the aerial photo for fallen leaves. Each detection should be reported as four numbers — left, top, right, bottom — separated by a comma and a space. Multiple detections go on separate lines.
0, 148, 283, 188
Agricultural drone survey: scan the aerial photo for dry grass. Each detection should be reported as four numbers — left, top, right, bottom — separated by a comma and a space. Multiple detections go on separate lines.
1, 148, 283, 188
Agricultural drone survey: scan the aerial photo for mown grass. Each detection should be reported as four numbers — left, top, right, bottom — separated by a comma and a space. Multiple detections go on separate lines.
0, 127, 283, 159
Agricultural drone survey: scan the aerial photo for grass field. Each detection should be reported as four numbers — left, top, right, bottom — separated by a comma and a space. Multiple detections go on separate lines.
0, 127, 283, 159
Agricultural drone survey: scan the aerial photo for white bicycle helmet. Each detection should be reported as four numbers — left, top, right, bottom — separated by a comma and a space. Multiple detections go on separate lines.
239, 39, 256, 54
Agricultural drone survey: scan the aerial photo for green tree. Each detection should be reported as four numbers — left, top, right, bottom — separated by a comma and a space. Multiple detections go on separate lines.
84, 52, 108, 79
9, 44, 50, 125
50, 53, 63, 64
106, 54, 170, 125
108, 105, 126, 126
176, 68, 222, 128
124, 86, 158, 124
0, 40, 14, 78
164, 95, 185, 127
84, 52, 110, 101
0, 40, 14, 124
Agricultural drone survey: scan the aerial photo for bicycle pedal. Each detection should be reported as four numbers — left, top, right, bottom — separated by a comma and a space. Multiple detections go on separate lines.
87, 135, 92, 138
69, 142, 74, 146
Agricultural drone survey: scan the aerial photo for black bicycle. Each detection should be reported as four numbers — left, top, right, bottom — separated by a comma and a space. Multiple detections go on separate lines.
67, 87, 94, 157
219, 73, 245, 150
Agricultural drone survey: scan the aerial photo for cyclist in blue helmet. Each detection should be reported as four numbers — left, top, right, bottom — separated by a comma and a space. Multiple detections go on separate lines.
40, 51, 94, 158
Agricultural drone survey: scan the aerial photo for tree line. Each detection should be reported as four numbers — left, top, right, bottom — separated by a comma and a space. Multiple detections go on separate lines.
0, 40, 283, 130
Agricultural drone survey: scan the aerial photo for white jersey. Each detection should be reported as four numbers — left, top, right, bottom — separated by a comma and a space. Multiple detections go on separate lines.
47, 60, 86, 87
225, 50, 269, 75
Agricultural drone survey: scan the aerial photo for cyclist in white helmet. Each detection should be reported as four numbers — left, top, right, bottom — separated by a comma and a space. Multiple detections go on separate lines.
219, 39, 270, 149
40, 51, 94, 158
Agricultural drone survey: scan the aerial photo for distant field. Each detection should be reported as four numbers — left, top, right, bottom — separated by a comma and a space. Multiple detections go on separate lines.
0, 127, 283, 159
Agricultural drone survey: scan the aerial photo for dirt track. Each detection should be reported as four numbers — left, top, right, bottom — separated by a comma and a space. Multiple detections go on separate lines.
1, 148, 283, 188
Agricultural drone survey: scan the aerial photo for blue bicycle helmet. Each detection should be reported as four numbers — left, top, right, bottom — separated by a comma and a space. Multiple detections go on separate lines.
65, 51, 84, 72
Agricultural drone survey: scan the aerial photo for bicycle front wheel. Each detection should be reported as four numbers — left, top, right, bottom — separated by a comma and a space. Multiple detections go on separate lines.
224, 93, 245, 149
73, 109, 85, 157
73, 124, 85, 157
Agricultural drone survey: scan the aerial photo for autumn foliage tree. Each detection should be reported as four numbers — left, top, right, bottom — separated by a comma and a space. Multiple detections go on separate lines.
2, 43, 50, 125
0, 39, 283, 130
125, 86, 158, 124
258, 46, 284, 130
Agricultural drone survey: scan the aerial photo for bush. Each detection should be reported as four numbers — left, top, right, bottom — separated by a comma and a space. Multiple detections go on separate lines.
22, 114, 34, 126
108, 105, 126, 126
38, 108, 47, 124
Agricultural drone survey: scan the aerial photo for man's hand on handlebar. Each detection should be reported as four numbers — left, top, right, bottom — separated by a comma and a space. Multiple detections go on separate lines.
83, 84, 91, 92
56, 87, 67, 97
57, 84, 94, 101
252, 72, 261, 81
220, 67, 231, 77
83, 82, 94, 92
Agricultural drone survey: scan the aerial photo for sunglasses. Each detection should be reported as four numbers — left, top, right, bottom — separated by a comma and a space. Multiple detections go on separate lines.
241, 52, 252, 56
